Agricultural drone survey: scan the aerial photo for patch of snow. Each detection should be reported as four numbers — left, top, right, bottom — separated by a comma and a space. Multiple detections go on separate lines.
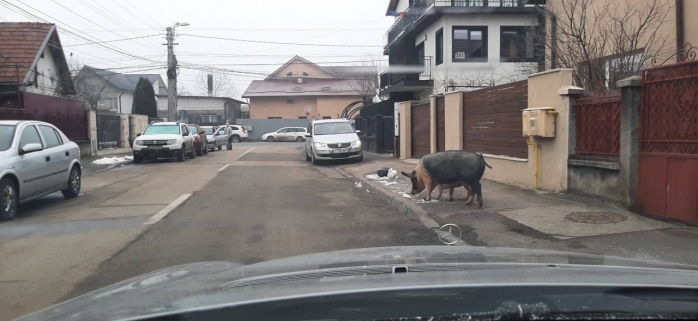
365, 189, 370, 193
354, 181, 362, 188
400, 192, 412, 198
92, 155, 133, 165
379, 181, 398, 186
416, 199, 439, 204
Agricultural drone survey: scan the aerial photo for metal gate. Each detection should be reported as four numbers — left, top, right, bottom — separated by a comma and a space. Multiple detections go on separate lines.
435, 96, 446, 152
639, 59, 698, 224
411, 102, 431, 157
97, 114, 121, 150
382, 115, 395, 152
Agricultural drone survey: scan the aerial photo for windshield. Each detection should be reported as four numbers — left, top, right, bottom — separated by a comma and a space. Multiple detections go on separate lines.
142, 125, 180, 135
0, 125, 16, 151
8, 1, 696, 320
313, 123, 355, 135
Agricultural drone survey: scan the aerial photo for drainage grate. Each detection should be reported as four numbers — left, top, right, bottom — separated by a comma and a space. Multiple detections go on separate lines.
565, 212, 628, 224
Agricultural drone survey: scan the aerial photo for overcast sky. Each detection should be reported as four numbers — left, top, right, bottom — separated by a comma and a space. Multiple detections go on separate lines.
0, 0, 394, 98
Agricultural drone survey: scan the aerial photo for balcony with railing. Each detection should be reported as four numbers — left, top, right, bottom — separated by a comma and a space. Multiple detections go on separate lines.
380, 56, 433, 91
384, 0, 538, 48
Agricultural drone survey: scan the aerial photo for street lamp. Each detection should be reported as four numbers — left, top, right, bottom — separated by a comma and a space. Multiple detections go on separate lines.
166, 22, 190, 121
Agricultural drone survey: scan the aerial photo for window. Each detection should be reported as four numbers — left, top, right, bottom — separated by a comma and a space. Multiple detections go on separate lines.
143, 125, 180, 135
453, 0, 484, 6
182, 125, 190, 136
435, 28, 444, 65
277, 128, 288, 133
19, 125, 42, 148
322, 116, 332, 119
500, 27, 535, 62
287, 99, 295, 104
296, 128, 307, 132
604, 52, 644, 88
230, 126, 240, 131
298, 116, 307, 119
452, 27, 487, 62
0, 125, 16, 152
38, 125, 62, 148
201, 115, 217, 123
240, 112, 250, 119
313, 122, 355, 135
268, 117, 282, 119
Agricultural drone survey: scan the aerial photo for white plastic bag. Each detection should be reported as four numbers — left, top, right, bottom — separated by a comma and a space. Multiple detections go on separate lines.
387, 168, 398, 179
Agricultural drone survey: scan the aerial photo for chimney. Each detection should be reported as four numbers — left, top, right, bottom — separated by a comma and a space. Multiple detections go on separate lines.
207, 74, 213, 97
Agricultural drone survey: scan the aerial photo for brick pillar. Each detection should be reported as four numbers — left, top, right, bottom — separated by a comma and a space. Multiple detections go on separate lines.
444, 91, 463, 150
617, 76, 642, 209
399, 101, 412, 159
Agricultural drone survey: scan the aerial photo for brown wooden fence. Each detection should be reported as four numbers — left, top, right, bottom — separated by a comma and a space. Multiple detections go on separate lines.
435, 96, 446, 152
0, 92, 89, 141
462, 80, 528, 159
574, 90, 621, 161
411, 102, 431, 157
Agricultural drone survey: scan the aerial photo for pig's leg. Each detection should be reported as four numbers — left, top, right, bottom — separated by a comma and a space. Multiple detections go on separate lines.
471, 181, 483, 208
424, 182, 436, 201
435, 185, 444, 200
448, 187, 455, 201
464, 184, 474, 205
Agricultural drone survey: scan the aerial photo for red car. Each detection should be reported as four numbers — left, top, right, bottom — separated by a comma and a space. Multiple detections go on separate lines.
187, 124, 208, 156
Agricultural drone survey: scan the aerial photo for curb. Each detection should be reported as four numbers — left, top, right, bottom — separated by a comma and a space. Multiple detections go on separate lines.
335, 167, 466, 245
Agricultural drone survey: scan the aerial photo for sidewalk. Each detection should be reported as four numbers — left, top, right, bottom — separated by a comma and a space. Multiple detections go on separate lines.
338, 153, 698, 265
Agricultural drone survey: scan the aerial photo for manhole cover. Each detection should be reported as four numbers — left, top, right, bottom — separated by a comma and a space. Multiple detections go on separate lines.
565, 212, 628, 224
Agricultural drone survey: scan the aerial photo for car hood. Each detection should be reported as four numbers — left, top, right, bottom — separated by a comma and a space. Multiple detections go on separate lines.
135, 134, 182, 141
17, 246, 698, 321
312, 133, 358, 144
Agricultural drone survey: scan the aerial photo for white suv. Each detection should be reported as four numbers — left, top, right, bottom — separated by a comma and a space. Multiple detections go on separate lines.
132, 122, 196, 163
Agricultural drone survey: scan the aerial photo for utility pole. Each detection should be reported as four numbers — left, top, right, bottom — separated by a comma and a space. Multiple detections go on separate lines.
166, 27, 176, 122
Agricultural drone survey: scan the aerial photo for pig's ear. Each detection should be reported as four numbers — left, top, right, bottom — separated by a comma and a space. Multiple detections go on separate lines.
401, 171, 410, 178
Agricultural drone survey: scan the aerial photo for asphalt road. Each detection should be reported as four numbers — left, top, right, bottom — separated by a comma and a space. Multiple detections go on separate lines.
0, 143, 440, 319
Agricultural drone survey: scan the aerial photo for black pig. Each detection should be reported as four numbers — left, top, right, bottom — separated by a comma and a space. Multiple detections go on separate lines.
402, 151, 492, 208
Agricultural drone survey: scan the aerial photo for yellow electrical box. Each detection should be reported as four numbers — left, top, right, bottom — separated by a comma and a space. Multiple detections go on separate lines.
522, 107, 556, 137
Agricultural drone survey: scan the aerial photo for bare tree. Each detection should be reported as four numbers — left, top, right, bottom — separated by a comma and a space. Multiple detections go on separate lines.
521, 0, 673, 90
347, 56, 383, 104
71, 58, 110, 110
176, 81, 191, 96
194, 70, 239, 97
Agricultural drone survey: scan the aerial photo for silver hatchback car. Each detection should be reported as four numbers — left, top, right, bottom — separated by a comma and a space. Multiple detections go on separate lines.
0, 121, 82, 221
304, 119, 363, 164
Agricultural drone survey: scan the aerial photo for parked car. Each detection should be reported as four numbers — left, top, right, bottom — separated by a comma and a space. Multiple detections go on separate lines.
213, 126, 236, 150
200, 126, 224, 152
225, 125, 248, 143
187, 124, 207, 156
132, 122, 196, 163
304, 119, 362, 164
262, 127, 307, 142
0, 121, 82, 221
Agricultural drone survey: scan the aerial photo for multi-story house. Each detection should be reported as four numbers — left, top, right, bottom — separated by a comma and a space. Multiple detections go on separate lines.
380, 0, 545, 101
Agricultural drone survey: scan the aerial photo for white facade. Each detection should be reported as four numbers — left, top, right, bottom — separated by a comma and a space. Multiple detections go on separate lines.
415, 14, 538, 97
25, 46, 60, 96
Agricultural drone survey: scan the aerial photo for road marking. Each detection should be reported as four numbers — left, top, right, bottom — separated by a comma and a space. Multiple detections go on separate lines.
143, 194, 191, 225
238, 147, 256, 159
218, 164, 231, 172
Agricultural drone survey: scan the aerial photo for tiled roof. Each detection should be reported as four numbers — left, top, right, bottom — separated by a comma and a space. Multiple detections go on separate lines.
0, 23, 54, 84
82, 65, 163, 92
243, 79, 364, 98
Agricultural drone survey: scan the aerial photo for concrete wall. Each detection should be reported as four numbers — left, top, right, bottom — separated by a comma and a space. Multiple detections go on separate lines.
129, 114, 149, 136
683, 0, 698, 47
119, 114, 130, 149
249, 95, 363, 120
237, 119, 313, 140
568, 165, 622, 201
398, 101, 412, 159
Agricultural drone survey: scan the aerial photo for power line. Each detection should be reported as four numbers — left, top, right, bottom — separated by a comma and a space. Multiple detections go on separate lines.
2, 0, 163, 64
63, 34, 160, 47
122, 0, 161, 29
178, 33, 383, 48
84, 0, 163, 49
110, 0, 160, 30
51, 0, 162, 52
